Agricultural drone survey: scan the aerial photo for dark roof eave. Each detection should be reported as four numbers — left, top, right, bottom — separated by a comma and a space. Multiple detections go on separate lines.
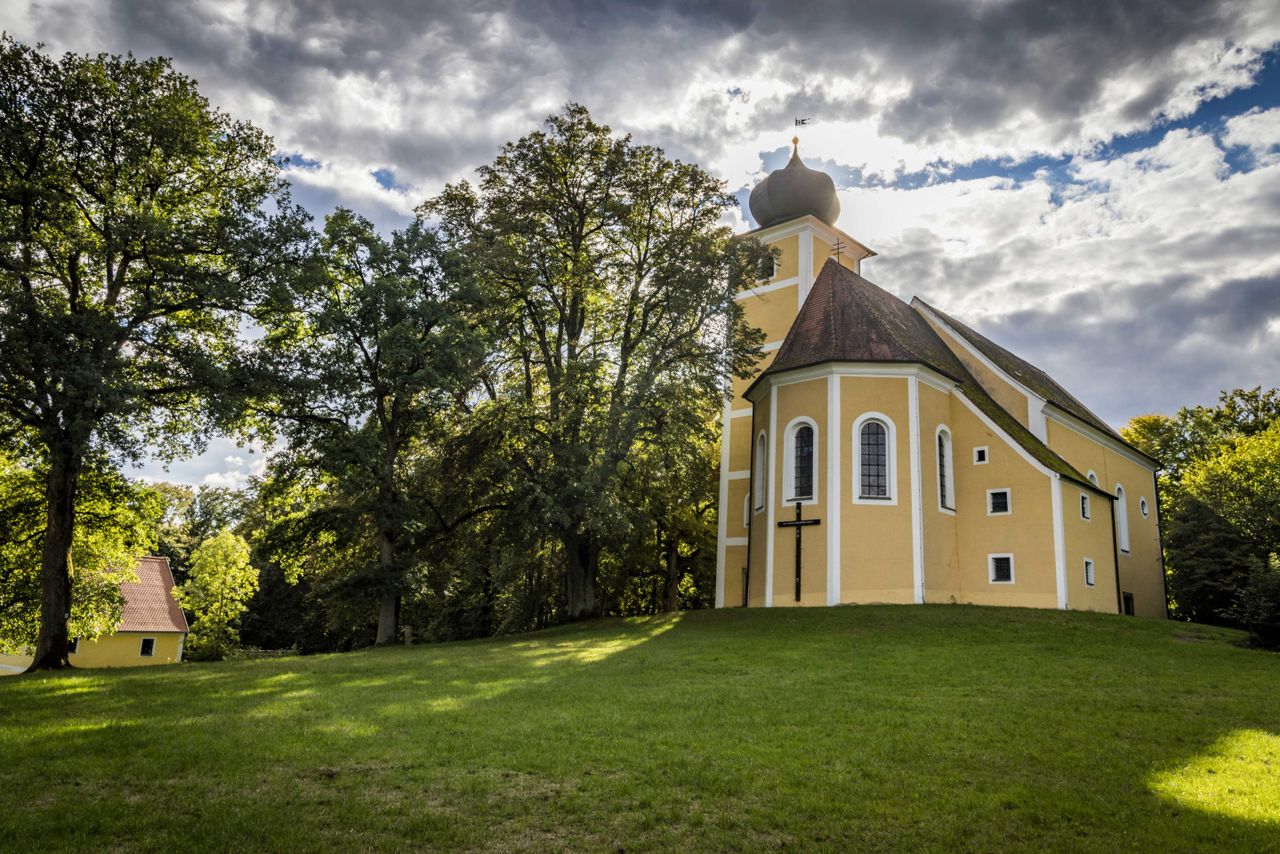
742, 358, 964, 401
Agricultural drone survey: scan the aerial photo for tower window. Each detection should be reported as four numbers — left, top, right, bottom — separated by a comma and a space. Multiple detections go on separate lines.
987, 489, 1011, 515
989, 554, 1015, 584
754, 432, 767, 511
1084, 558, 1095, 587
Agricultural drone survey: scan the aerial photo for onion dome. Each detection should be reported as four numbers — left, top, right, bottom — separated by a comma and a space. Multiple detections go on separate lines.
748, 137, 841, 229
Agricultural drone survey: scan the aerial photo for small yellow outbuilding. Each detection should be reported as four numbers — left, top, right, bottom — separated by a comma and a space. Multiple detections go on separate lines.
0, 556, 188, 674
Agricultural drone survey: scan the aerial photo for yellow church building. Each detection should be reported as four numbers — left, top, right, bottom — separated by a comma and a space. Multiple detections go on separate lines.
715, 140, 1166, 618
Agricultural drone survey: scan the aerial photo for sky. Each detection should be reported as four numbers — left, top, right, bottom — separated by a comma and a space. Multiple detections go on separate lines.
4, 0, 1280, 488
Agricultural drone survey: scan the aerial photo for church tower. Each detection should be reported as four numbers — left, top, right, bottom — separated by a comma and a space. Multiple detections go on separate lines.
715, 138, 875, 607
715, 138, 1167, 618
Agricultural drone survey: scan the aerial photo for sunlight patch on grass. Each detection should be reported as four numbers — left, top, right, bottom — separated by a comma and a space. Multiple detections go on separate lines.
514, 614, 683, 667
1151, 729, 1280, 825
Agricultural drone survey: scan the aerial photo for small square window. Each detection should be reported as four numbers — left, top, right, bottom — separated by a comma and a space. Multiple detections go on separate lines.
973, 446, 988, 464
990, 555, 1014, 584
68, 637, 79, 655
139, 638, 155, 657
1081, 494, 1091, 520
988, 489, 1010, 515
1084, 559, 1095, 587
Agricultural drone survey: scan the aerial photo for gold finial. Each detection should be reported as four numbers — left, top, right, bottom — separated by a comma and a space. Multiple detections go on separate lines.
792, 136, 800, 147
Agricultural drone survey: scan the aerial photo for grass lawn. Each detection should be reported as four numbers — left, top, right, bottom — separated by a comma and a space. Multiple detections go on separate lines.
1, 605, 1278, 852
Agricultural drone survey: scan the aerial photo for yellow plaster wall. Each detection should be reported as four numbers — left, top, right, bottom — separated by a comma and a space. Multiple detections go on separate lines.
0, 633, 184, 673
739, 284, 799, 347
922, 316, 1032, 431
948, 397, 1059, 609
771, 378, 829, 606
840, 376, 914, 603
1046, 419, 1166, 618
732, 349, 777, 402
919, 383, 962, 601
723, 544, 749, 608
767, 234, 800, 283
726, 478, 751, 540
727, 413, 753, 473
746, 393, 771, 606
811, 236, 860, 276
1061, 480, 1120, 613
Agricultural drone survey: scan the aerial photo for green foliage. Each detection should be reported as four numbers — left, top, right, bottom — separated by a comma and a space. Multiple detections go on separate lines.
1124, 387, 1280, 626
0, 36, 310, 666
1234, 555, 1280, 650
178, 529, 259, 660
424, 103, 768, 620
149, 482, 248, 585
0, 452, 161, 651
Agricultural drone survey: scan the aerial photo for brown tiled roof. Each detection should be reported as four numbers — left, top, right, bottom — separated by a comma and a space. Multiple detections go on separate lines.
119, 556, 188, 634
913, 300, 1146, 454
746, 259, 1107, 491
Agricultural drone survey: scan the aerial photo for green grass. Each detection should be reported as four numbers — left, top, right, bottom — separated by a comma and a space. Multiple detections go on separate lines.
1, 606, 1278, 852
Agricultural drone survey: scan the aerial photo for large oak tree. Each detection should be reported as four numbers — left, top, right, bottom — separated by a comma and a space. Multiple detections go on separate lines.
0, 38, 309, 669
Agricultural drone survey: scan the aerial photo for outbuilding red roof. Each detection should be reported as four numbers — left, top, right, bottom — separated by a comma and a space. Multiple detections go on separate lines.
119, 556, 189, 634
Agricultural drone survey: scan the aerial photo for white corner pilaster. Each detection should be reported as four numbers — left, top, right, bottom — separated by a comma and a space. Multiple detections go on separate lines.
715, 401, 732, 609
765, 383, 778, 607
798, 229, 815, 305
826, 373, 841, 605
908, 377, 925, 604
1051, 473, 1068, 610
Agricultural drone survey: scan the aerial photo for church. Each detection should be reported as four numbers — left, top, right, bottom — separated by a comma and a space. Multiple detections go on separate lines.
715, 140, 1166, 618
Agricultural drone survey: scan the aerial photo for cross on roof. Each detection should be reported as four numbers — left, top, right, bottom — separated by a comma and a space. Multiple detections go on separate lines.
831, 239, 846, 264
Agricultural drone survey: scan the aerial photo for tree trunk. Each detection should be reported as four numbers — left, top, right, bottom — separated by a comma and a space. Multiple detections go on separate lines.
374, 518, 400, 645
662, 536, 681, 613
563, 528, 600, 620
27, 445, 83, 671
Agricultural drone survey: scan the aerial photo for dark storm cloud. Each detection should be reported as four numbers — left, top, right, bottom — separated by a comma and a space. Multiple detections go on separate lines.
957, 273, 1280, 423
18, 0, 1275, 193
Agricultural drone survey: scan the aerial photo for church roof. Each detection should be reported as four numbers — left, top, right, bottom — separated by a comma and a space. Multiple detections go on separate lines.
747, 259, 1108, 490
913, 300, 1152, 460
748, 140, 841, 229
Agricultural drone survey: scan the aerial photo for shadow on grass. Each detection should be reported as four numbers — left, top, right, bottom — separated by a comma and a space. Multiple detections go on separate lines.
1, 605, 1278, 851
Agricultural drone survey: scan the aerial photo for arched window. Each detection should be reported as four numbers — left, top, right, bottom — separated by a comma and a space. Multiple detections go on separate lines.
853, 413, 896, 504
1087, 471, 1099, 487
754, 432, 768, 511
1115, 484, 1130, 553
937, 426, 955, 511
784, 419, 817, 503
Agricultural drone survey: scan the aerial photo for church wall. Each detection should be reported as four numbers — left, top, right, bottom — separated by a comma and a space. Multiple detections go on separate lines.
739, 284, 800, 347
768, 234, 800, 283
726, 478, 751, 540
1046, 419, 1166, 618
722, 544, 749, 608
772, 378, 829, 606
728, 414, 753, 474
811, 236, 860, 277
921, 314, 1033, 432
919, 383, 962, 602
948, 399, 1059, 608
840, 375, 914, 603
1061, 480, 1120, 614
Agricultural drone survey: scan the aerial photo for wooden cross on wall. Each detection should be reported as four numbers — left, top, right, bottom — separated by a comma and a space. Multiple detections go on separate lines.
777, 502, 821, 602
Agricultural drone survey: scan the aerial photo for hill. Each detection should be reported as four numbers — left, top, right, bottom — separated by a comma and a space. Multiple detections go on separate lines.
0, 606, 1277, 851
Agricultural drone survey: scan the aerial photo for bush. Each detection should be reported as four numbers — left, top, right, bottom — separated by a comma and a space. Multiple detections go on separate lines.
1235, 555, 1280, 650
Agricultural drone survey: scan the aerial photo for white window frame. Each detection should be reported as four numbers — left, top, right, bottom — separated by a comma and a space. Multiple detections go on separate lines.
986, 487, 1012, 516
753, 431, 768, 512
139, 637, 156, 657
743, 493, 750, 529
973, 446, 989, 465
852, 412, 897, 505
1140, 497, 1150, 518
1084, 558, 1096, 587
1115, 483, 1130, 553
936, 425, 956, 514
783, 416, 819, 506
988, 553, 1015, 584
1087, 470, 1099, 487
1080, 492, 1091, 520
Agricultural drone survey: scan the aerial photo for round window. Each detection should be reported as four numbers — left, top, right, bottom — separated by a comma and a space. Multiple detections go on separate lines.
1140, 498, 1149, 518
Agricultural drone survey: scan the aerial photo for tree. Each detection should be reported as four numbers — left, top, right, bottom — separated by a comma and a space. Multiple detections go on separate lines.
0, 38, 309, 669
177, 529, 258, 660
250, 209, 490, 644
425, 104, 767, 619
0, 451, 162, 651
1183, 420, 1280, 554
151, 482, 248, 585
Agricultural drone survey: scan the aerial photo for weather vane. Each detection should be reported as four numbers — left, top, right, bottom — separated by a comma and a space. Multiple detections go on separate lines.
794, 117, 810, 127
